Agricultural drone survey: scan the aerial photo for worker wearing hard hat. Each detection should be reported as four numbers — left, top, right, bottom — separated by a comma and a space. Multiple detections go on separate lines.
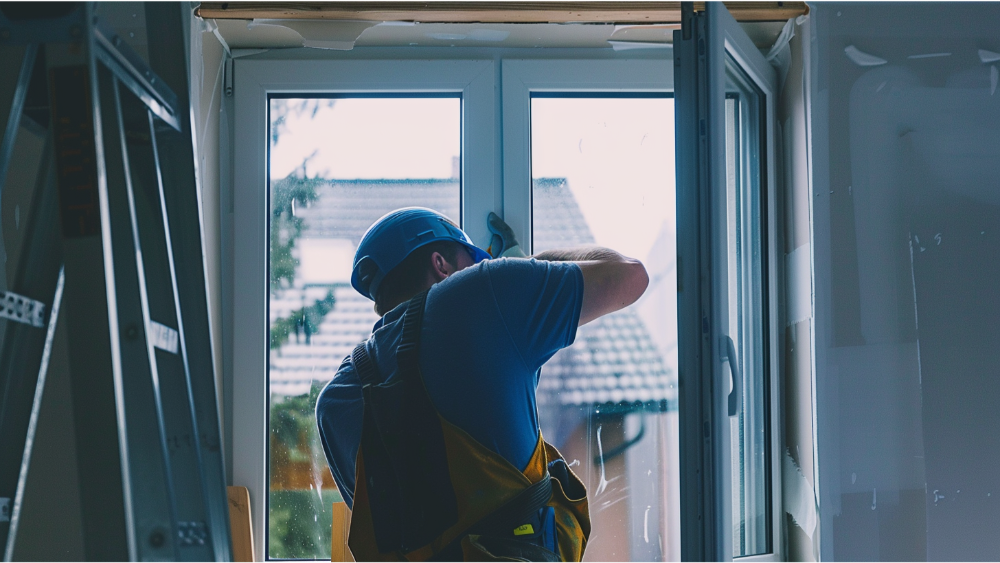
316, 208, 649, 562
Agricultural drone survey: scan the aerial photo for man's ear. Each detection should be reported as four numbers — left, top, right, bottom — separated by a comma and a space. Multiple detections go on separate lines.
429, 251, 452, 282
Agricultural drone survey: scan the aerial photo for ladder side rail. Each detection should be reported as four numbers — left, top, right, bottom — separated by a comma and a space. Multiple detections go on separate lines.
147, 106, 219, 559
0, 121, 64, 560
0, 44, 37, 201
0, 46, 41, 505
116, 82, 216, 560
92, 21, 180, 132
93, 43, 180, 133
95, 60, 180, 560
47, 33, 130, 560
3, 268, 65, 563
88, 28, 139, 560
145, 4, 234, 559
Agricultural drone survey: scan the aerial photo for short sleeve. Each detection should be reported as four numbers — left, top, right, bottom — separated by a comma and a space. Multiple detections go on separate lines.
486, 258, 584, 372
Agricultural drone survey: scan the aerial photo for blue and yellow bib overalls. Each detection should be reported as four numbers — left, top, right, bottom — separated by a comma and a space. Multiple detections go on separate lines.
347, 290, 591, 562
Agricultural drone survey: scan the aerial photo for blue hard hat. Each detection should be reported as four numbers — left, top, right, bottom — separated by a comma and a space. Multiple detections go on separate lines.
351, 207, 490, 301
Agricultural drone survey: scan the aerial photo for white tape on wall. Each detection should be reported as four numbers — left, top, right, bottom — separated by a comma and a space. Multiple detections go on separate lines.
783, 449, 819, 542
785, 244, 813, 326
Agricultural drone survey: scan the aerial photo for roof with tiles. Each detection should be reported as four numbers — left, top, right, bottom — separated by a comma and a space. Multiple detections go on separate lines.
269, 177, 676, 411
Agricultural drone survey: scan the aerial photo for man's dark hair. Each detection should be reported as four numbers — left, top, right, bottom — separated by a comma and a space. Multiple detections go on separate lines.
373, 241, 464, 316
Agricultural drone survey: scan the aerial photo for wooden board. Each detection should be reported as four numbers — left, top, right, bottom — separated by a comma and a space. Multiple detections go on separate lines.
227, 486, 255, 562
196, 2, 808, 23
330, 502, 354, 562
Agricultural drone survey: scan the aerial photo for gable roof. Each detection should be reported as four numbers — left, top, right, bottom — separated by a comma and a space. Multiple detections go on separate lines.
269, 177, 676, 411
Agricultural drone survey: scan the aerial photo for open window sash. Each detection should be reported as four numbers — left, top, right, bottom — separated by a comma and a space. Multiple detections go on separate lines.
675, 3, 779, 561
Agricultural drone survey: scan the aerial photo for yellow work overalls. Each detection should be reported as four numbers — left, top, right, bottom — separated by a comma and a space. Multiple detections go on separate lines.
347, 291, 590, 562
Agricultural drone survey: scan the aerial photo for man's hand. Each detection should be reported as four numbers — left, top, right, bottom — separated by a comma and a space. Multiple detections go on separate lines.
486, 212, 526, 258
534, 245, 649, 326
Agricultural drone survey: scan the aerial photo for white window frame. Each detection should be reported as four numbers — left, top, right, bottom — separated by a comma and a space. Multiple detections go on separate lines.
718, 11, 784, 562
674, 4, 784, 561
500, 59, 674, 252
723, 26, 784, 563
226, 45, 782, 563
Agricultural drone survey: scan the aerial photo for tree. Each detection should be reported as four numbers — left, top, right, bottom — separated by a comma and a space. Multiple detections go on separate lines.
269, 291, 336, 350
270, 171, 322, 292
267, 98, 345, 560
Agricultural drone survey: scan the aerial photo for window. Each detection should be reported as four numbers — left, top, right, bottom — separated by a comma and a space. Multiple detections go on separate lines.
725, 61, 771, 558
674, 3, 782, 560
266, 96, 461, 559
230, 59, 495, 561
231, 37, 780, 561
530, 95, 679, 560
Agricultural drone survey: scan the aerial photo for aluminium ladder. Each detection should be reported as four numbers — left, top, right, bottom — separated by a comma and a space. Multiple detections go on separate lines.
0, 3, 232, 560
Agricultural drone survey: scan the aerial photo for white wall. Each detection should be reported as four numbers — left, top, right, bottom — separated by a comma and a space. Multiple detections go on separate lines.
776, 15, 819, 562
810, 3, 1000, 560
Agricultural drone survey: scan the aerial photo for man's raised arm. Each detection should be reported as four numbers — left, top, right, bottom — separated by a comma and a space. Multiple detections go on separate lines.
532, 246, 649, 326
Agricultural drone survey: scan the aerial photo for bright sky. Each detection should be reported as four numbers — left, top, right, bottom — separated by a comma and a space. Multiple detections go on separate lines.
270, 98, 459, 180
531, 97, 674, 261
270, 96, 675, 262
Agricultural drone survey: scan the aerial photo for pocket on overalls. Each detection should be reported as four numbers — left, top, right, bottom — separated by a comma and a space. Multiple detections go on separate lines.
546, 459, 590, 562
460, 534, 560, 562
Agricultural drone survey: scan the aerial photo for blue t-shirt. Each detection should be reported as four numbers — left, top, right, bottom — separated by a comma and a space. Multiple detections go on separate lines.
316, 258, 584, 508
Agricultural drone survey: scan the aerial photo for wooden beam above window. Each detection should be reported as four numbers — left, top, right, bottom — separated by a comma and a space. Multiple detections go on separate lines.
195, 2, 808, 23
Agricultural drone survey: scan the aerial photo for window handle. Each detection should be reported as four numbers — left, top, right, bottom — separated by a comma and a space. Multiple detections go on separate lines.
721, 336, 742, 417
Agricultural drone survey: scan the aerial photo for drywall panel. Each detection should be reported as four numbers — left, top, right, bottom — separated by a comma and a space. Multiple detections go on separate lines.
810, 3, 1000, 560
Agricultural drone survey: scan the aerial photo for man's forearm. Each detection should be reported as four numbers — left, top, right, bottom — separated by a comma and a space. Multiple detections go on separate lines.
531, 245, 631, 263
535, 245, 649, 326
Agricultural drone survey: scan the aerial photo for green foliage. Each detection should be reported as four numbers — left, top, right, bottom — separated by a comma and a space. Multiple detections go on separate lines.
270, 173, 322, 292
270, 291, 336, 350
269, 385, 344, 559
269, 170, 334, 353
267, 98, 346, 560
268, 99, 337, 290
268, 489, 343, 559
269, 386, 322, 464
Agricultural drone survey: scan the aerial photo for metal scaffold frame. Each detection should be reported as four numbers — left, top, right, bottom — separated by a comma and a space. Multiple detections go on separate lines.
0, 3, 231, 560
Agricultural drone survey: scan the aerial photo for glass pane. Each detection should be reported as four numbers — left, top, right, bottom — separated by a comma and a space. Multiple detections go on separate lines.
267, 97, 460, 559
724, 58, 770, 558
530, 96, 679, 561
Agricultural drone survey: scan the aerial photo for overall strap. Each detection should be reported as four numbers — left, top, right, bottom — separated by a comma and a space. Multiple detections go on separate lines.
395, 289, 428, 378
350, 288, 428, 387
351, 341, 380, 387
353, 289, 459, 555
395, 289, 557, 561
351, 287, 428, 388
353, 290, 559, 561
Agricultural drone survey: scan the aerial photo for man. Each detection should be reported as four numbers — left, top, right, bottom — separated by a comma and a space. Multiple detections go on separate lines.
316, 207, 648, 561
